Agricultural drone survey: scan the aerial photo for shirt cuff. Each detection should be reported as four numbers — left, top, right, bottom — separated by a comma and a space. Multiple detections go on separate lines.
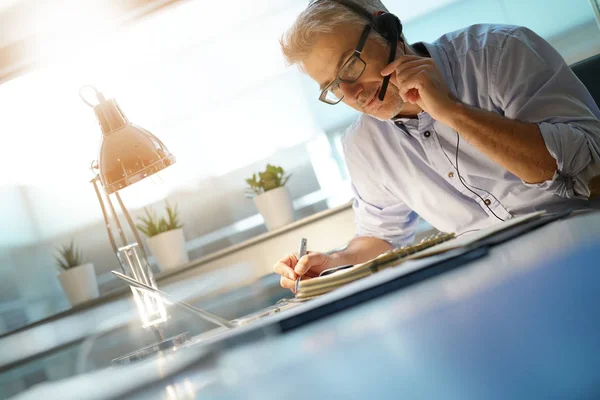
521, 122, 591, 200
521, 170, 579, 198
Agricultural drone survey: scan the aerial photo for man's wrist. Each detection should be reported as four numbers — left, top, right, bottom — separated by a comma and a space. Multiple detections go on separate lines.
437, 98, 466, 128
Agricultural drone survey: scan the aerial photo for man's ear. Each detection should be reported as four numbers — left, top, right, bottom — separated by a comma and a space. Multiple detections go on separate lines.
396, 42, 406, 56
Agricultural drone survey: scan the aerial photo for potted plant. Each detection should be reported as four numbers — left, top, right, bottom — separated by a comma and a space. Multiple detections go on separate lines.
55, 241, 99, 306
245, 164, 295, 230
136, 202, 189, 272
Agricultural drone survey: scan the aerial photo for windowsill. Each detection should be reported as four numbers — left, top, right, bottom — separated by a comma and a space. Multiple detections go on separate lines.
96, 187, 353, 290
151, 199, 354, 282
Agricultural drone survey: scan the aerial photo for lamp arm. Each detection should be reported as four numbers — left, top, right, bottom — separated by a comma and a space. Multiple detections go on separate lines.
92, 176, 119, 254
115, 191, 148, 257
104, 189, 128, 247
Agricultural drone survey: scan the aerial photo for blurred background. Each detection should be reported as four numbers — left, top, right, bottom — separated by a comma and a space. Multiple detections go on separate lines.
0, 0, 599, 336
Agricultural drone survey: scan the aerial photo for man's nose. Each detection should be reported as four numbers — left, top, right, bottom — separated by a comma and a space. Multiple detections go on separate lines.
339, 81, 363, 102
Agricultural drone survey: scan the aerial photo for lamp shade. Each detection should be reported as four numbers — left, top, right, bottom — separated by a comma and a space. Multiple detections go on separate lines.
93, 98, 175, 194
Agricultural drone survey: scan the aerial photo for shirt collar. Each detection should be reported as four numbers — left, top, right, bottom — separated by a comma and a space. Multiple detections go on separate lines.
392, 112, 425, 125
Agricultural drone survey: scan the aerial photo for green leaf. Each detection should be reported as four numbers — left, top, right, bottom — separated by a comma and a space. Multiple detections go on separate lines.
136, 202, 184, 237
281, 174, 291, 187
54, 240, 83, 270
245, 163, 290, 197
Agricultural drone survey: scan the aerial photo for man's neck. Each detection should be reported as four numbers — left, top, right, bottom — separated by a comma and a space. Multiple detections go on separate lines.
393, 103, 423, 120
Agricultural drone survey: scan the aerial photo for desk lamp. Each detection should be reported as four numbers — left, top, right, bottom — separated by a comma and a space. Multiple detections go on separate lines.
80, 85, 174, 328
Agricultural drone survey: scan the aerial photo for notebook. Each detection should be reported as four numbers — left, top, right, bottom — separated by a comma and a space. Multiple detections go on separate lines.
295, 211, 546, 299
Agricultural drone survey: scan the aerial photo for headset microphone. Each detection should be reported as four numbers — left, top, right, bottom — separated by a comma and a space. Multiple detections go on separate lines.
376, 13, 399, 101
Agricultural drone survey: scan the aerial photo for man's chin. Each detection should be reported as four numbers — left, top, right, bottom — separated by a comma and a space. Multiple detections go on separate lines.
362, 96, 404, 121
364, 103, 400, 121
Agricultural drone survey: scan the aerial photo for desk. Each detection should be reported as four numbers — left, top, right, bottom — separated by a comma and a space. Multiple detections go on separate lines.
12, 212, 600, 400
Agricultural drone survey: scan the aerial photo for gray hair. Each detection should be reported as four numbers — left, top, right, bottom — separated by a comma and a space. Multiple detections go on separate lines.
280, 0, 403, 67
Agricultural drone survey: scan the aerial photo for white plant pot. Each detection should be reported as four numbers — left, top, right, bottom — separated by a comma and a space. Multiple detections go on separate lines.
58, 263, 99, 306
254, 186, 295, 231
146, 228, 189, 272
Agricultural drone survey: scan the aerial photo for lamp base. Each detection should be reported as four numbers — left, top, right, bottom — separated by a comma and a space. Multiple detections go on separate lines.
117, 242, 168, 327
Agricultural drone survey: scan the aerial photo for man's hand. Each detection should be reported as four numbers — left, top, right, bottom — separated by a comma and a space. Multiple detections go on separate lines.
273, 236, 392, 293
272, 251, 335, 292
381, 55, 458, 122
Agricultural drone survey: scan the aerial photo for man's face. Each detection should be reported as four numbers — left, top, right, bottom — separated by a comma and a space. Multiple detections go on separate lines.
303, 24, 405, 120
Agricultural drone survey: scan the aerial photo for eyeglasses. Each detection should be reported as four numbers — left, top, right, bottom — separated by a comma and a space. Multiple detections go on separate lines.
319, 24, 371, 105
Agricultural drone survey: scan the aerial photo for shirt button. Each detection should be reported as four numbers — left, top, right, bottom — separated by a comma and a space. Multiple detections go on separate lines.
424, 131, 431, 138
484, 199, 491, 206
447, 172, 454, 178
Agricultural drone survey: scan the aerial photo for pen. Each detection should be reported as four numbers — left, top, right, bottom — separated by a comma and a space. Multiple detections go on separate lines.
295, 238, 307, 293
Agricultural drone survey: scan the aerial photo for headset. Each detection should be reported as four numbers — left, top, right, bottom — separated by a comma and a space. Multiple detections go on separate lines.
308, 0, 403, 102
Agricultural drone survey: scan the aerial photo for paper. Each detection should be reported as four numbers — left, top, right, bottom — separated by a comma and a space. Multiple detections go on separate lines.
413, 211, 544, 258
295, 211, 544, 298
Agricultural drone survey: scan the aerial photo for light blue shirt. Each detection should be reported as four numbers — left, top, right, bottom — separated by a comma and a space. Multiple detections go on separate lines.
342, 24, 600, 247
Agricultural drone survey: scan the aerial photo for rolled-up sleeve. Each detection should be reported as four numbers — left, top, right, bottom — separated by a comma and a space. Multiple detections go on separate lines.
492, 27, 600, 199
342, 123, 418, 247
350, 183, 418, 248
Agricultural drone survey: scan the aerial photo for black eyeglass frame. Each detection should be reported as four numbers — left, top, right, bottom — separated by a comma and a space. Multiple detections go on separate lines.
318, 24, 372, 105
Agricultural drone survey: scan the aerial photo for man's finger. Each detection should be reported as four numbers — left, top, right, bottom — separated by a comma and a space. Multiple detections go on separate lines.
294, 255, 311, 276
390, 66, 427, 102
280, 276, 296, 291
381, 56, 430, 76
273, 262, 297, 280
383, 58, 427, 77
392, 65, 426, 88
295, 252, 330, 276
295, 252, 326, 275
397, 70, 428, 90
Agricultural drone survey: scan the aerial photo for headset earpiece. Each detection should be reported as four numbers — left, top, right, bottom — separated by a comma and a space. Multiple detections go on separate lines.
373, 12, 402, 43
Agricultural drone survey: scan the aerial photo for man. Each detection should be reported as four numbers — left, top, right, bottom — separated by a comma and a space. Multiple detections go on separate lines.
274, 0, 600, 291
